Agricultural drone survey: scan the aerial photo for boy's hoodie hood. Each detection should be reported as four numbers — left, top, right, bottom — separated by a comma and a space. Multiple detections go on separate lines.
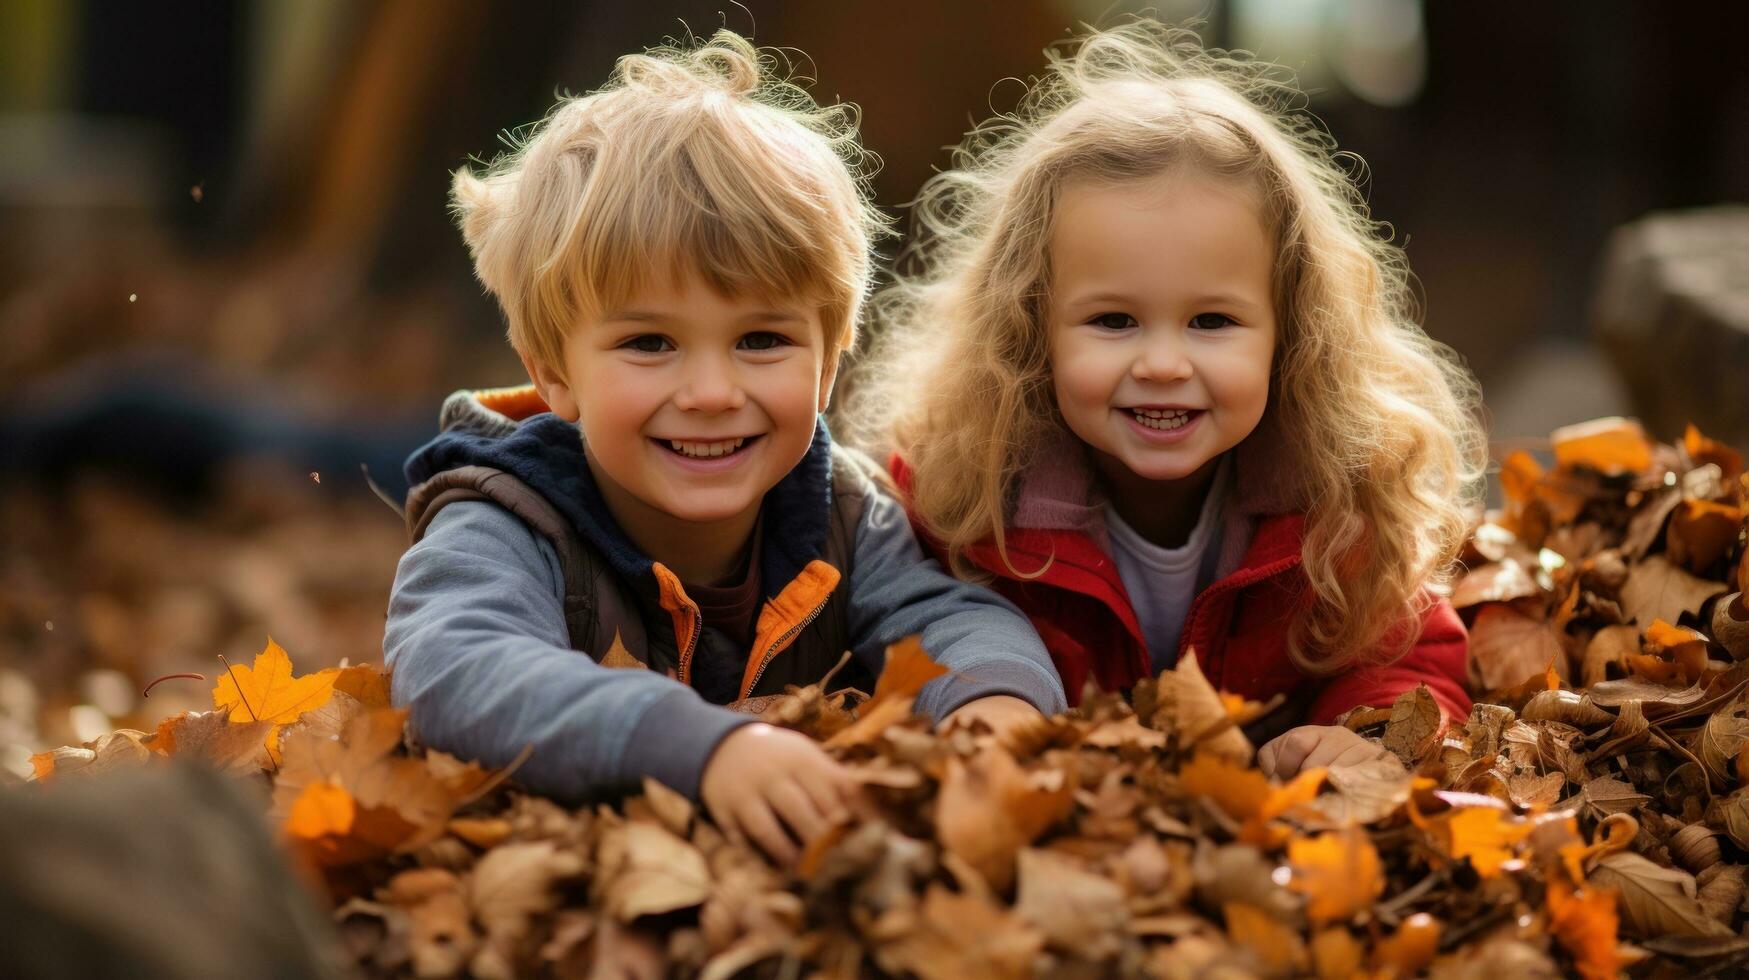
403, 387, 836, 599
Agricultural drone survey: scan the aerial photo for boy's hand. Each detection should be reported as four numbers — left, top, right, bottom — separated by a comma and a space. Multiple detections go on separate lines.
699, 723, 858, 867
941, 694, 1042, 737
1257, 724, 1401, 779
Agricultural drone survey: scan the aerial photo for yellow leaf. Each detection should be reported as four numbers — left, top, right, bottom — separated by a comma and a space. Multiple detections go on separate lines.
1446, 807, 1535, 878
1552, 417, 1652, 476
1372, 913, 1441, 976
1224, 902, 1307, 976
1289, 829, 1383, 925
871, 635, 949, 705
285, 780, 356, 839
212, 638, 339, 762
1180, 752, 1271, 822
1547, 879, 1621, 980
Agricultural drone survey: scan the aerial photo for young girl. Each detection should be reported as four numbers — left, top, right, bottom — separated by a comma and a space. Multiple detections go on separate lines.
857, 21, 1487, 777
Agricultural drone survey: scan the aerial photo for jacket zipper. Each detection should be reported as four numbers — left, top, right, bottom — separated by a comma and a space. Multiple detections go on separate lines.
675, 607, 701, 685
742, 596, 831, 698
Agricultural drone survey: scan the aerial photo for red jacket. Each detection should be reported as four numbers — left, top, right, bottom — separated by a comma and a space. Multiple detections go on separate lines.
889, 455, 1472, 731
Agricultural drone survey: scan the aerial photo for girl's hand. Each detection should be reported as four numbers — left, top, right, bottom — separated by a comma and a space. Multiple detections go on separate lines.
698, 723, 859, 866
1257, 724, 1401, 779
941, 694, 1042, 737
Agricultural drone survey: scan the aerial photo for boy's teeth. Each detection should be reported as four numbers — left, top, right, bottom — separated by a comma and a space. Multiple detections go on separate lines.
669, 438, 747, 458
1130, 408, 1193, 430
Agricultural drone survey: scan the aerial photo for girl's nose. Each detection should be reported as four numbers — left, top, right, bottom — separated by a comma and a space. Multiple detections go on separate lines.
1131, 331, 1194, 382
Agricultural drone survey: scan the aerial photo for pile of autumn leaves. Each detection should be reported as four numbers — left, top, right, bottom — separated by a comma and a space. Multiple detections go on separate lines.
27, 417, 1749, 979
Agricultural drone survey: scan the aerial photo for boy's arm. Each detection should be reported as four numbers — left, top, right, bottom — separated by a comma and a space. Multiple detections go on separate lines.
384, 500, 754, 802
844, 485, 1068, 720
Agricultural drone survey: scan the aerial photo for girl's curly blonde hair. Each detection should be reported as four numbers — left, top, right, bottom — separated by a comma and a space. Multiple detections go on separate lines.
451, 30, 887, 378
852, 20, 1487, 675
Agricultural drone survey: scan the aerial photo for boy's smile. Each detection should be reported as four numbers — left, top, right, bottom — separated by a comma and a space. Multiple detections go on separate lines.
522, 271, 833, 579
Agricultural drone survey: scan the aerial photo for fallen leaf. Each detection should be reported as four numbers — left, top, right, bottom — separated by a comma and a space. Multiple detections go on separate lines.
1619, 556, 1728, 629
935, 745, 1075, 891
150, 709, 273, 774
876, 883, 1044, 980
1468, 603, 1567, 692
1552, 417, 1653, 476
1590, 850, 1734, 938
1383, 685, 1443, 765
213, 638, 339, 762
1289, 829, 1383, 925
1547, 879, 1622, 980
1223, 901, 1307, 978
594, 821, 711, 921
1014, 848, 1128, 960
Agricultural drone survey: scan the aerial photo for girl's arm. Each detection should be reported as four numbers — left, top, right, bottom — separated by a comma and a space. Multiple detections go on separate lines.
1303, 594, 1472, 727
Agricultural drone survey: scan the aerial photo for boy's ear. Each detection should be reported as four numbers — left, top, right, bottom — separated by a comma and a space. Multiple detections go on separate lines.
817, 350, 843, 414
519, 350, 581, 422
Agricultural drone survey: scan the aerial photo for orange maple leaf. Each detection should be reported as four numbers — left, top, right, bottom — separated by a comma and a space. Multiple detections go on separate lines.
1289, 829, 1383, 925
1547, 879, 1621, 980
213, 638, 339, 762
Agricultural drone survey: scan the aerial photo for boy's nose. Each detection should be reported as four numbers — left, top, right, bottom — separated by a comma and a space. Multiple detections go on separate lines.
674, 358, 747, 413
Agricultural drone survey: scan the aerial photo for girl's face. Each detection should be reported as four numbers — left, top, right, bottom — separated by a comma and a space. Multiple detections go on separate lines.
1047, 171, 1277, 488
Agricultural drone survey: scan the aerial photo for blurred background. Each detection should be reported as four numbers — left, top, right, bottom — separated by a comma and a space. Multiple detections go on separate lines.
2, 0, 1747, 772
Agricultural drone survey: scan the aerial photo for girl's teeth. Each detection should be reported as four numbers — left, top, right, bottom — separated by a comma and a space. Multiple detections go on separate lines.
1131, 409, 1192, 430
669, 438, 747, 458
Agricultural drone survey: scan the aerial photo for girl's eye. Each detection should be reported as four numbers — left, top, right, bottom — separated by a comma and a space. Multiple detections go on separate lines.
739, 331, 790, 352
1190, 312, 1236, 330
622, 335, 673, 354
1088, 312, 1138, 331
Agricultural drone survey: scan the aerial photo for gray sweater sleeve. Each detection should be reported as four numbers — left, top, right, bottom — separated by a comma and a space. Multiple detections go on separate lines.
845, 485, 1068, 719
383, 501, 753, 802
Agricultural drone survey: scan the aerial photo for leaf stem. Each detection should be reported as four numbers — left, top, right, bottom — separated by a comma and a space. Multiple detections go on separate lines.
217, 654, 260, 722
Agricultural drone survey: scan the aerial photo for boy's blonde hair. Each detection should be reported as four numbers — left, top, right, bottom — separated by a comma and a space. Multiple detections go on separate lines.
451, 30, 885, 377
856, 21, 1487, 674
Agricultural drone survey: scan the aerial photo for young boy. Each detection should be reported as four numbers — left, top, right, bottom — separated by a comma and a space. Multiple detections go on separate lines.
384, 31, 1065, 864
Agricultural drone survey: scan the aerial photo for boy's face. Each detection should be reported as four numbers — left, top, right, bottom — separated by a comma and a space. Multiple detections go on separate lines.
525, 271, 835, 530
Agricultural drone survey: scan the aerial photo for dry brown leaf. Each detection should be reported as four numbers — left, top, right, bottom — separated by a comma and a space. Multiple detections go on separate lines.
1583, 625, 1640, 686
1468, 603, 1567, 692
1668, 499, 1744, 573
1014, 847, 1128, 960
1591, 850, 1735, 939
595, 821, 711, 921
469, 840, 587, 969
935, 745, 1075, 891
29, 729, 152, 782
1619, 556, 1728, 629
1686, 423, 1745, 481
1452, 558, 1545, 609
150, 709, 273, 774
1383, 685, 1443, 765
875, 884, 1044, 980
1223, 901, 1307, 978
1154, 649, 1252, 763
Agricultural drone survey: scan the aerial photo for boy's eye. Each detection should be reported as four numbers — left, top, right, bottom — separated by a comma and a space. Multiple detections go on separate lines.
739, 331, 790, 351
1088, 312, 1137, 331
1190, 312, 1236, 330
622, 335, 673, 354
